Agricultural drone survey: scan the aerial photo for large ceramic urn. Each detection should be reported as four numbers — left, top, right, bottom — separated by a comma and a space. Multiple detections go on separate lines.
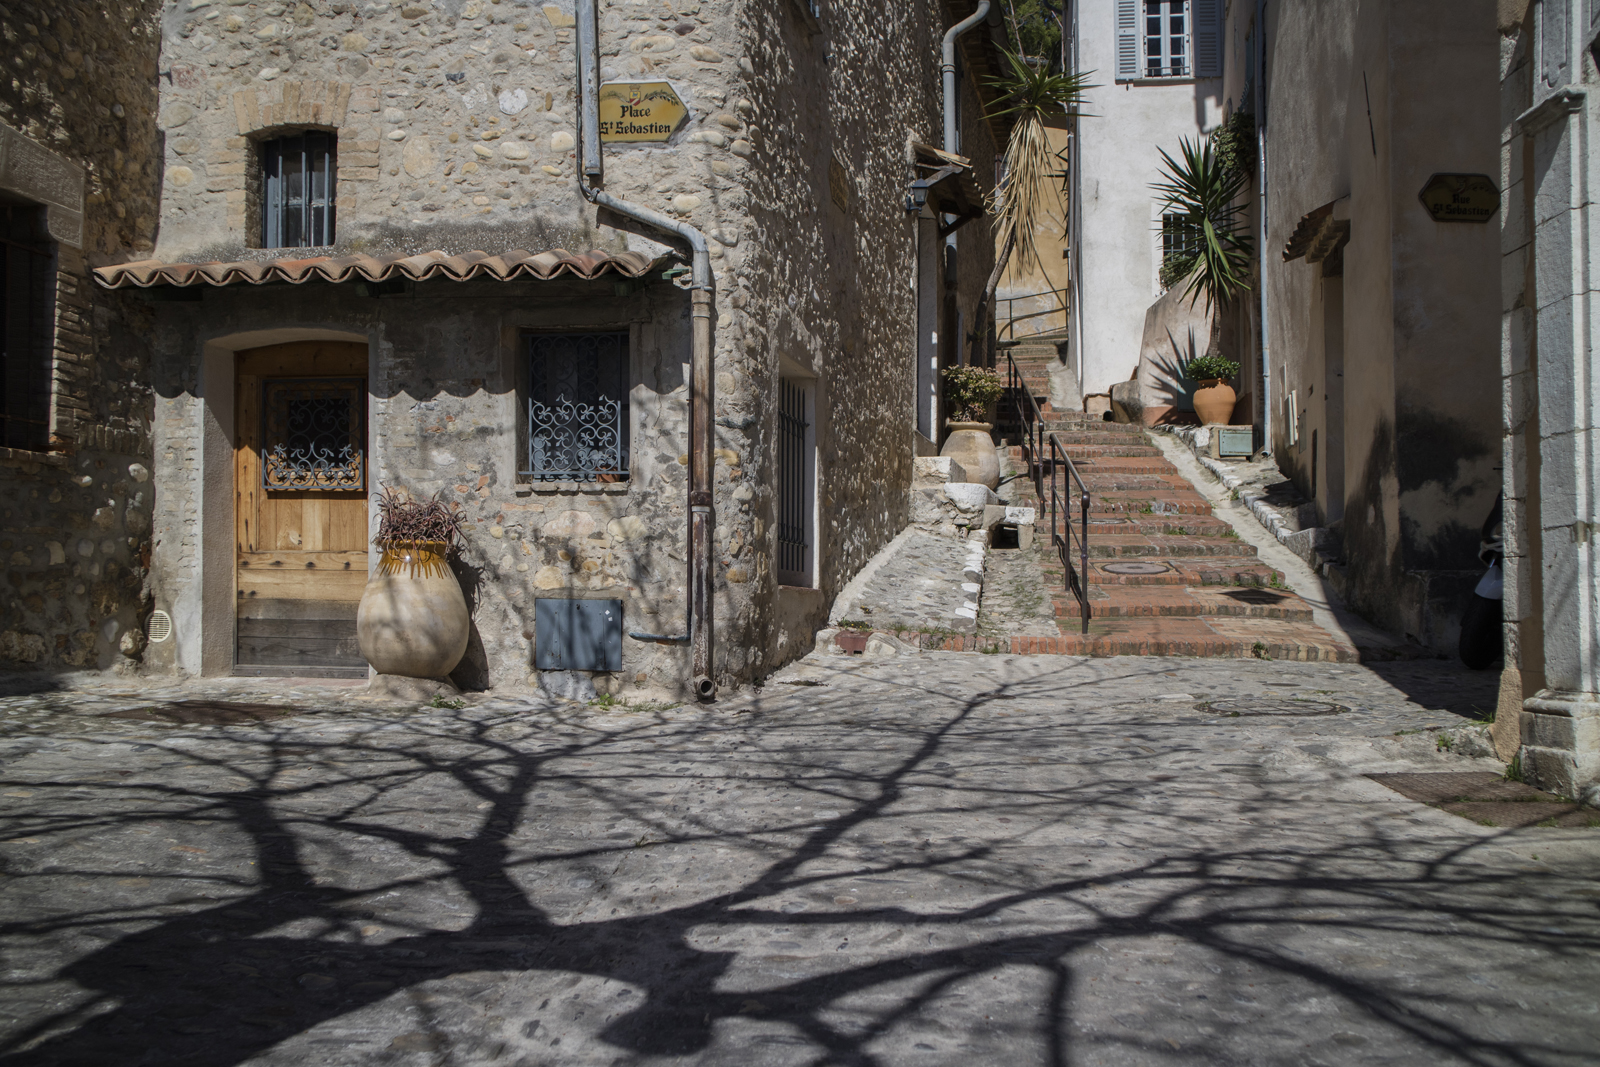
1192, 379, 1237, 425
941, 421, 1001, 489
357, 541, 470, 679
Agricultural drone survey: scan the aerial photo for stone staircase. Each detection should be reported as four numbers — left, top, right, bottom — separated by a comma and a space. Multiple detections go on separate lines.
994, 350, 1358, 662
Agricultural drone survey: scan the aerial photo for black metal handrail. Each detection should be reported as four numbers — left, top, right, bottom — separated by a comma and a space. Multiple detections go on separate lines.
1047, 430, 1091, 634
1006, 351, 1090, 634
996, 287, 1070, 343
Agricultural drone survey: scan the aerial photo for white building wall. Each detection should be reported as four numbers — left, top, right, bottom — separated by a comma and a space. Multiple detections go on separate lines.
1072, 1, 1223, 398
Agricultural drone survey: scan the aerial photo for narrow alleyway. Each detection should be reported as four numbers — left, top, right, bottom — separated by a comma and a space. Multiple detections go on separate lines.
987, 351, 1356, 661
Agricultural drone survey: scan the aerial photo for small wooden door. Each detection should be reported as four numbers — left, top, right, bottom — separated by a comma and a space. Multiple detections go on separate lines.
235, 341, 369, 675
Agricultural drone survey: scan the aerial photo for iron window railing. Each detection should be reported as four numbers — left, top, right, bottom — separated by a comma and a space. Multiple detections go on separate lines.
1144, 0, 1190, 78
777, 377, 811, 584
1, 203, 56, 452
261, 132, 336, 249
522, 332, 629, 482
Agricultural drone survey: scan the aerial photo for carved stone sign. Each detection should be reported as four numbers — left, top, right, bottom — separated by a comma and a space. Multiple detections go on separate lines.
597, 81, 688, 142
1417, 173, 1500, 223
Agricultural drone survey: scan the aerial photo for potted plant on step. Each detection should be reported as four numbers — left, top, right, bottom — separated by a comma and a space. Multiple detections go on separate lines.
1184, 353, 1242, 425
357, 487, 471, 680
940, 365, 1005, 489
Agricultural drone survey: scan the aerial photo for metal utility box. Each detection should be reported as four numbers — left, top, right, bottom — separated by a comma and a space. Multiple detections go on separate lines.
1211, 427, 1255, 458
535, 598, 623, 671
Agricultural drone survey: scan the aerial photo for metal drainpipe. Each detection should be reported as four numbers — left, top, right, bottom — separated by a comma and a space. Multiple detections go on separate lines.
941, 1, 990, 367
1255, 0, 1271, 455
576, 0, 717, 702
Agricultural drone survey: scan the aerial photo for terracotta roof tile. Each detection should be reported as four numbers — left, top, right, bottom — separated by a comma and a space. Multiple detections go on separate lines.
93, 248, 666, 289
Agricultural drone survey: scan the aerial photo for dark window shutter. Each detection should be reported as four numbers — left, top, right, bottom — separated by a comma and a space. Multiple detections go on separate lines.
1194, 0, 1222, 78
1116, 0, 1139, 81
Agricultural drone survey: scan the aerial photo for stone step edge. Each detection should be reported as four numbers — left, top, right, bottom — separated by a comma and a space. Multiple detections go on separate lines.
815, 627, 1360, 662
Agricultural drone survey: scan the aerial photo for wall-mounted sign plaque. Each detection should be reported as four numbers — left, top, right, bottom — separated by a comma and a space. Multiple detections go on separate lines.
1418, 173, 1500, 223
597, 81, 688, 142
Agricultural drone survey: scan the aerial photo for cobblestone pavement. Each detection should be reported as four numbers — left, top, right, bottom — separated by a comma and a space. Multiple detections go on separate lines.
976, 541, 1062, 640
829, 530, 985, 635
0, 655, 1596, 1067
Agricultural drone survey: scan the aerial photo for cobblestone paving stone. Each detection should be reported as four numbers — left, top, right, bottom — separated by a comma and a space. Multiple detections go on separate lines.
831, 531, 984, 634
0, 655, 1596, 1067
975, 541, 1062, 641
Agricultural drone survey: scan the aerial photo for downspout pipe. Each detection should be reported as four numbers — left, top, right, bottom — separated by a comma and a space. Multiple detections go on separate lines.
941, 2, 990, 367
942, 1, 991, 154
1255, 0, 1271, 455
576, 0, 717, 702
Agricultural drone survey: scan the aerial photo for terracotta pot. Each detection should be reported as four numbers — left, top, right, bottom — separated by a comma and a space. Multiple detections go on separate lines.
1192, 379, 1238, 425
940, 421, 1000, 489
836, 630, 869, 654
358, 542, 470, 679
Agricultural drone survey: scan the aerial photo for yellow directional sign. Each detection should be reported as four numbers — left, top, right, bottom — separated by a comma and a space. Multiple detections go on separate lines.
1418, 173, 1500, 223
597, 81, 688, 143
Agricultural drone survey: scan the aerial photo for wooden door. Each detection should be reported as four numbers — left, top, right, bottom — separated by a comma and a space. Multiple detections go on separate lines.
235, 341, 369, 675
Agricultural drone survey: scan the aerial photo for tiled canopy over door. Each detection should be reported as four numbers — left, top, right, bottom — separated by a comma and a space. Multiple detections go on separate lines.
234, 341, 369, 676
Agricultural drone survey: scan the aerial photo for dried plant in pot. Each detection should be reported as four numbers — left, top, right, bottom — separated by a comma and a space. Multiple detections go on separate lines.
356, 488, 471, 680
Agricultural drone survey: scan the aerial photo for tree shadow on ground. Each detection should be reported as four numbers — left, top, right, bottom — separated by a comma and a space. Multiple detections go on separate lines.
0, 661, 1592, 1066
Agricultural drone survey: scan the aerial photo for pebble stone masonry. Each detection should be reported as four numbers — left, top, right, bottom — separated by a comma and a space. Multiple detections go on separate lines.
49, 0, 1003, 691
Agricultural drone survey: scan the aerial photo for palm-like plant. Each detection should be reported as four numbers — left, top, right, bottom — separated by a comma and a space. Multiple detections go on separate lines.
1151, 136, 1253, 306
971, 51, 1094, 364
986, 51, 1095, 279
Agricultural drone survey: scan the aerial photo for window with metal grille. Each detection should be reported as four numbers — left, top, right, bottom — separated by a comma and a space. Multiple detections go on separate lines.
522, 332, 629, 482
260, 132, 337, 249
776, 377, 813, 587
1144, 0, 1189, 78
0, 202, 56, 452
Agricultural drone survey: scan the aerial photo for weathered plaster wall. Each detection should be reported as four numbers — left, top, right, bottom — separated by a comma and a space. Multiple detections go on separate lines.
1072, 11, 1223, 398
1255, 0, 1500, 650
0, 1, 163, 674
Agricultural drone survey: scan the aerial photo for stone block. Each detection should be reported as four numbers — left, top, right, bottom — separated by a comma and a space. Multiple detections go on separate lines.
943, 482, 998, 513
913, 456, 966, 485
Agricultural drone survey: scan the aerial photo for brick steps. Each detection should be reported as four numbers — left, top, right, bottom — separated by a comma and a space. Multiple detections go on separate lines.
1087, 535, 1259, 559
1080, 585, 1316, 622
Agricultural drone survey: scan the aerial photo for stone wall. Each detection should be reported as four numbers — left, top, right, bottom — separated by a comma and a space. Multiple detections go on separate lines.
0, 1, 163, 673
133, 0, 1001, 691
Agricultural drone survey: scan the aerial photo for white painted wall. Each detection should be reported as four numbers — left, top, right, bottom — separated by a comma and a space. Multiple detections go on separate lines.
1071, 2, 1223, 397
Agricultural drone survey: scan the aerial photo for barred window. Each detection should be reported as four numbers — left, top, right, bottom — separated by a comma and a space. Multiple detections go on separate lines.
522, 332, 630, 483
776, 376, 814, 588
1, 202, 56, 452
260, 132, 336, 249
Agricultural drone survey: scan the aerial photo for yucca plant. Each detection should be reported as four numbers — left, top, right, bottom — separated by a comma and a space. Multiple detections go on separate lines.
968, 52, 1094, 365
1151, 136, 1253, 306
985, 51, 1096, 280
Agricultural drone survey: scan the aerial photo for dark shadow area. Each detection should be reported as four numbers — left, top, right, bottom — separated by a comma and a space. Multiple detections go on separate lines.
0, 660, 1593, 1066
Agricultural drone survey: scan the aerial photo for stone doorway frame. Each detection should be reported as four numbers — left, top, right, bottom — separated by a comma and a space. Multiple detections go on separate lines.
188, 327, 371, 676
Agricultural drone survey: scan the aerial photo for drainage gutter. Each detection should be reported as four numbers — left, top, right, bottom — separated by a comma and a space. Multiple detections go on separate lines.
576, 0, 716, 701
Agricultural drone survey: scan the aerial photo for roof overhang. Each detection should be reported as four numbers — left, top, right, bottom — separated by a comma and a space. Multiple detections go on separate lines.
92, 248, 666, 289
908, 142, 988, 236
1282, 198, 1351, 274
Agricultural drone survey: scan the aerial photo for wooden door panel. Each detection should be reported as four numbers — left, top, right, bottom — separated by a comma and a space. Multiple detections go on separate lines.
235, 341, 369, 676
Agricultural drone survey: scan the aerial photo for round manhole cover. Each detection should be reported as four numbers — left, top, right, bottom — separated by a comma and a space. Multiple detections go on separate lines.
1203, 698, 1347, 717
1102, 561, 1170, 574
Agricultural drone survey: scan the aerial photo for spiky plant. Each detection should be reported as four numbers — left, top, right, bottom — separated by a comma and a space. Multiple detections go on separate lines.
1151, 136, 1253, 306
985, 51, 1095, 279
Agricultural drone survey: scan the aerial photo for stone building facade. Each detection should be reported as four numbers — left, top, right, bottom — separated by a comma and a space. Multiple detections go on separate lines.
74, 0, 1002, 695
0, 1, 164, 672
1496, 0, 1600, 799
1227, 0, 1503, 652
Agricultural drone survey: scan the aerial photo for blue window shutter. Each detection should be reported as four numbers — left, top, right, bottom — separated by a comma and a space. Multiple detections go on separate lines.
1194, 0, 1221, 78
1115, 0, 1139, 82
